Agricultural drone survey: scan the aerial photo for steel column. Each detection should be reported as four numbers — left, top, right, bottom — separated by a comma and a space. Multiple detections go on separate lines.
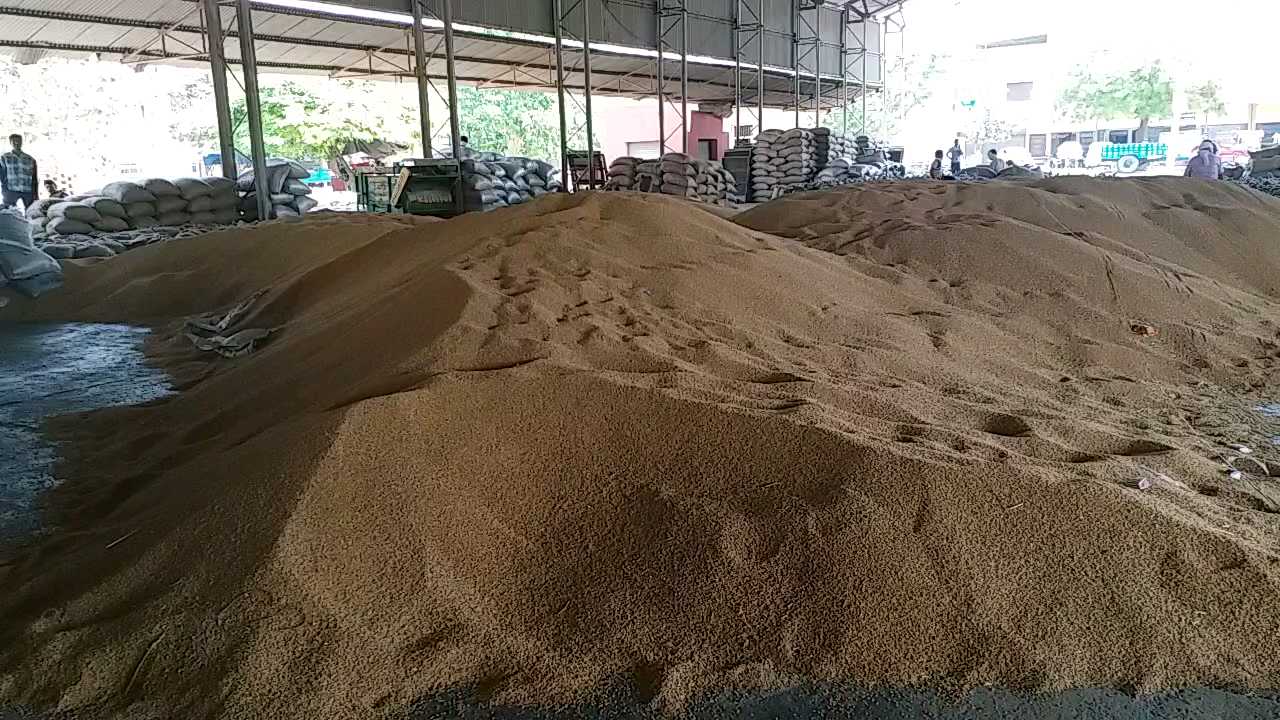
656, 8, 665, 154
441, 0, 463, 212
756, 0, 764, 134
733, 0, 741, 143
582, 0, 595, 189
679, 4, 688, 153
201, 0, 235, 180
792, 0, 799, 128
552, 0, 570, 185
813, 6, 820, 119
861, 17, 867, 133
235, 0, 270, 221
840, 7, 848, 137
410, 0, 432, 157
657, 2, 687, 156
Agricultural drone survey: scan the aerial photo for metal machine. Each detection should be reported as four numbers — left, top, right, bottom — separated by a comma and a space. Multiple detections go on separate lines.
356, 158, 463, 217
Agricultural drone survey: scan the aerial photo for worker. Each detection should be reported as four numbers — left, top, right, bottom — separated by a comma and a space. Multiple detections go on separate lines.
988, 149, 1006, 173
1, 133, 39, 209
43, 179, 67, 199
930, 150, 946, 179
947, 139, 963, 175
1184, 140, 1223, 180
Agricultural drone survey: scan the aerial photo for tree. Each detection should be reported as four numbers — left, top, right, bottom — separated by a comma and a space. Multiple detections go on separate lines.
454, 87, 563, 162
1059, 63, 1174, 142
1187, 80, 1226, 128
820, 53, 943, 140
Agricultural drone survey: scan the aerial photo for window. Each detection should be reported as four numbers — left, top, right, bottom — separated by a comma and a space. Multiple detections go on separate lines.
1028, 134, 1047, 157
1109, 130, 1131, 144
1006, 82, 1033, 102
697, 138, 718, 161
626, 140, 660, 158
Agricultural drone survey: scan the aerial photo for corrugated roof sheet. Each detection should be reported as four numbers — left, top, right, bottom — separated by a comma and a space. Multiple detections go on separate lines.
0, 0, 889, 108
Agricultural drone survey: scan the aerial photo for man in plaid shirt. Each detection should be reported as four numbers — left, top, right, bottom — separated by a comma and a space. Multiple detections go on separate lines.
1, 133, 39, 209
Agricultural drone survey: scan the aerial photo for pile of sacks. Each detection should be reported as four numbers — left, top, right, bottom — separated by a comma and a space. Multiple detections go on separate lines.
26, 176, 240, 239
461, 152, 562, 212
853, 136, 906, 179
750, 129, 818, 202
812, 128, 852, 171
1237, 175, 1280, 198
605, 157, 642, 191
605, 154, 736, 206
34, 223, 234, 260
0, 209, 62, 298
238, 159, 318, 220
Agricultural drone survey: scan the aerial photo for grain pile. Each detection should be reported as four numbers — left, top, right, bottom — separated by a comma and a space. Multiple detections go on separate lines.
3, 178, 1280, 719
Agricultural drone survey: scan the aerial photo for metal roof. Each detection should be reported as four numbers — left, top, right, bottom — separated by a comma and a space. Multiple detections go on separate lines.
0, 0, 895, 109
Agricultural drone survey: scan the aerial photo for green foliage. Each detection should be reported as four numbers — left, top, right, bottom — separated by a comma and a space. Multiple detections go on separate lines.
820, 54, 942, 140
1058, 64, 1174, 140
228, 81, 397, 161
1187, 81, 1226, 125
454, 87, 563, 162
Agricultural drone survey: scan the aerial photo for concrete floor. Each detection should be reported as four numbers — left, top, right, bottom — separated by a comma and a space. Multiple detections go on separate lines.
1, 325, 1277, 719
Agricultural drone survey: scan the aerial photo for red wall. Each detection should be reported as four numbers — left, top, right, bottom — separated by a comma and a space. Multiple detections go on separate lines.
687, 111, 730, 161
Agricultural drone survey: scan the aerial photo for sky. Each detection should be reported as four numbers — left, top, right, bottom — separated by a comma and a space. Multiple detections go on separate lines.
890, 0, 1280, 104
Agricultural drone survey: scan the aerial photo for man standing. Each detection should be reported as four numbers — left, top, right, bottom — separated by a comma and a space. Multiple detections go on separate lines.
947, 139, 963, 175
1, 134, 38, 209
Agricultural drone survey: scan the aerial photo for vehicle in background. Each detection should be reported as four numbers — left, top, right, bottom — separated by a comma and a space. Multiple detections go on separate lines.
1085, 142, 1168, 175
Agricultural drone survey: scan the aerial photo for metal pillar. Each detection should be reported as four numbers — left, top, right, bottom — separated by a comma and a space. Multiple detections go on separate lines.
656, 8, 665, 154
792, 0, 800, 128
410, 0, 432, 157
756, 0, 764, 134
843, 8, 868, 136
552, 0, 568, 181
657, 1, 688, 155
441, 0, 463, 212
235, 0, 270, 222
795, 0, 819, 128
582, 0, 595, 189
201, 0, 235, 180
861, 17, 868, 133
734, 0, 766, 142
840, 7, 849, 137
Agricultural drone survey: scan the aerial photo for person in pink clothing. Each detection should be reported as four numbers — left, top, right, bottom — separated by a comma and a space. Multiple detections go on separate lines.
1184, 140, 1223, 180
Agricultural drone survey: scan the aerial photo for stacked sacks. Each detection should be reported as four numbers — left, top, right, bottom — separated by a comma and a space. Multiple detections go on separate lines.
750, 129, 783, 202
238, 159, 315, 220
658, 152, 700, 200
461, 158, 510, 212
527, 160, 562, 198
146, 179, 192, 227
44, 201, 102, 237
634, 160, 661, 193
715, 164, 741, 205
0, 209, 63, 297
461, 154, 562, 212
605, 157, 641, 191
812, 127, 851, 172
774, 129, 816, 186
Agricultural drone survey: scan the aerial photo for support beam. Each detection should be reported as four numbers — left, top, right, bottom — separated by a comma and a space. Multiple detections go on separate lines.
410, 0, 432, 157
582, 0, 595, 189
552, 0, 570, 185
656, 8, 665, 154
679, 2, 688, 154
657, 1, 688, 155
861, 17, 868, 133
201, 0, 235, 179
441, 0, 463, 213
756, 0, 764, 135
235, 0, 270, 222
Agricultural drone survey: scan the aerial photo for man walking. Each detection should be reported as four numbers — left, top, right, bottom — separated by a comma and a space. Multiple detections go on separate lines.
947, 139, 963, 175
1, 134, 39, 209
